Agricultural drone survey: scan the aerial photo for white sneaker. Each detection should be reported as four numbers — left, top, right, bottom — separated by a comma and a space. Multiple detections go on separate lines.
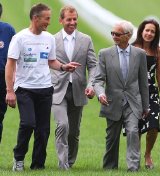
12, 158, 24, 171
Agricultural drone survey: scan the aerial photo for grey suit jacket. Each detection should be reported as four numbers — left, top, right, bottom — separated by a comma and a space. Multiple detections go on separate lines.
93, 45, 149, 121
51, 29, 97, 106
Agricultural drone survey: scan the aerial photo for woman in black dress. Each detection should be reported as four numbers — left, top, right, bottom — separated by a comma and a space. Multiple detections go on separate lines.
132, 19, 160, 169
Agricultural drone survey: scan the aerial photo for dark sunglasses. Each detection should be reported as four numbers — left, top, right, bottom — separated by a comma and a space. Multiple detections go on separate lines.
111, 31, 129, 37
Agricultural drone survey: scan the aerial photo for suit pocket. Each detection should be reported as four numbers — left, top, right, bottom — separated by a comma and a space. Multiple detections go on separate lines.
51, 76, 59, 87
106, 93, 113, 103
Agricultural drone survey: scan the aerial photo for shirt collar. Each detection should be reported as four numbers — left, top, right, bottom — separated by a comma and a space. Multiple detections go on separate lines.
62, 29, 75, 40
117, 44, 131, 54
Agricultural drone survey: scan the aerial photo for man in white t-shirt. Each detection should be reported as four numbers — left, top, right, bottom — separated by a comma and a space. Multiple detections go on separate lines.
5, 3, 80, 171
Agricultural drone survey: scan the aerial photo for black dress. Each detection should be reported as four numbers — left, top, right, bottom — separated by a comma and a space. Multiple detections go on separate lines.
139, 55, 160, 133
123, 55, 160, 136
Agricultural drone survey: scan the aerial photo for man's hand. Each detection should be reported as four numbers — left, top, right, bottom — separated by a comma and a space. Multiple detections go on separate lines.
63, 62, 81, 72
142, 109, 150, 119
99, 94, 109, 105
85, 87, 95, 99
6, 91, 16, 108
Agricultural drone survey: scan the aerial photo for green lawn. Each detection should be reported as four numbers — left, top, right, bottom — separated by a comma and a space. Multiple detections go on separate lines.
1, 98, 160, 175
95, 0, 160, 27
0, 0, 160, 175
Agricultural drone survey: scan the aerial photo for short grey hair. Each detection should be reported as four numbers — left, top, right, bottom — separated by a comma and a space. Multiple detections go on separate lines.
116, 20, 134, 37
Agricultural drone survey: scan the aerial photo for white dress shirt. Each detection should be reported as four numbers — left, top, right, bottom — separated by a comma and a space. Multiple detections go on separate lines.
62, 29, 75, 82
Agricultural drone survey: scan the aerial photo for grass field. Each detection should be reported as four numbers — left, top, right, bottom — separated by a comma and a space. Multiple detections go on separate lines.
95, 0, 160, 26
0, 0, 160, 175
1, 99, 160, 176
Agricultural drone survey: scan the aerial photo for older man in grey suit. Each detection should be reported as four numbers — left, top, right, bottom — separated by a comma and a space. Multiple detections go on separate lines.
50, 5, 97, 170
93, 21, 149, 172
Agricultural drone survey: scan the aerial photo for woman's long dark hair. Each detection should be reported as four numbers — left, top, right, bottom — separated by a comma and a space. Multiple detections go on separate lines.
132, 19, 160, 57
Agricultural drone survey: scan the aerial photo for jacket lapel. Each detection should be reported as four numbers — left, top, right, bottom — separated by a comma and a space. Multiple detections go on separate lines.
72, 30, 82, 60
111, 46, 125, 85
126, 46, 136, 84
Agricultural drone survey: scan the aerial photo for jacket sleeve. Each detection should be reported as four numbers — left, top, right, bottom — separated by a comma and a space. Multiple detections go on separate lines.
138, 50, 149, 110
93, 49, 106, 97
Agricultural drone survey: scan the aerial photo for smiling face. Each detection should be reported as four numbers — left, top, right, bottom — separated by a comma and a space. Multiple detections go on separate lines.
60, 10, 78, 35
35, 10, 51, 32
142, 23, 156, 43
112, 24, 130, 49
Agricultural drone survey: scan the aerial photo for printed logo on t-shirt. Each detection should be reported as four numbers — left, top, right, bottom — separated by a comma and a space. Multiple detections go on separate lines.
0, 41, 4, 48
24, 53, 37, 62
40, 52, 49, 59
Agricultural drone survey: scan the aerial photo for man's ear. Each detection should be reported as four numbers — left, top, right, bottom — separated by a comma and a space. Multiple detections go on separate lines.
32, 15, 39, 21
59, 18, 62, 25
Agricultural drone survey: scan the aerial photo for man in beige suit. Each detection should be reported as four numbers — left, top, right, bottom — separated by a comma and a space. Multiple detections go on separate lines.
50, 5, 97, 170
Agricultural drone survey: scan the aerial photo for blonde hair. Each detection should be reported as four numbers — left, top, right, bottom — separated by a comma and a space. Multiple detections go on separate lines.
60, 5, 78, 19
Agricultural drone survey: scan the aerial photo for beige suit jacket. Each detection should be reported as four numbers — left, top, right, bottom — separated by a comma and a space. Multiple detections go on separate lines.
51, 29, 97, 106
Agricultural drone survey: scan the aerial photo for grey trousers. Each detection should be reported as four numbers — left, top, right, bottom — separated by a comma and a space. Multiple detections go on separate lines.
103, 104, 140, 170
52, 84, 83, 169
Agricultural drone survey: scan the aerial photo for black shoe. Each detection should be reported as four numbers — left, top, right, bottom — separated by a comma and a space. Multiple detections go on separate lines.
127, 168, 138, 172
30, 165, 45, 170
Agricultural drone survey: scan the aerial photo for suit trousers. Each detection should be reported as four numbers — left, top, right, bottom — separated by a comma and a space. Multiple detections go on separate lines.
52, 83, 83, 168
14, 87, 53, 169
103, 103, 140, 170
0, 71, 7, 142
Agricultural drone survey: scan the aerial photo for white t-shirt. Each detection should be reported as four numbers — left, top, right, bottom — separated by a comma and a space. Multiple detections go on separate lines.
8, 28, 56, 90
